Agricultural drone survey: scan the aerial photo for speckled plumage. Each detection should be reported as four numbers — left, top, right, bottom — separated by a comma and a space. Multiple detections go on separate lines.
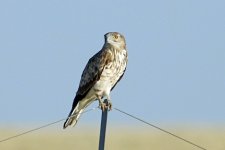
64, 32, 128, 128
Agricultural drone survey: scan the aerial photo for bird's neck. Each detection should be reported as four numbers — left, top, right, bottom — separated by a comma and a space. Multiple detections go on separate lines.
103, 43, 126, 51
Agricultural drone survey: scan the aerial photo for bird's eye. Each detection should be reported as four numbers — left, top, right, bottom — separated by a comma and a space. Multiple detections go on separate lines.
114, 35, 118, 39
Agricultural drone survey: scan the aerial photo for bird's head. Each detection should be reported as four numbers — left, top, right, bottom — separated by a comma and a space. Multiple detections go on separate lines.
104, 32, 126, 49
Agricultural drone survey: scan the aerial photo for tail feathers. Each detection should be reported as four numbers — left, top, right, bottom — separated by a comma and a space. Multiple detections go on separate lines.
63, 103, 83, 129
64, 97, 94, 129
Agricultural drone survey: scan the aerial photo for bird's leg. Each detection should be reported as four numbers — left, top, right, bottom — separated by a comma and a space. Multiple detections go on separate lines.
97, 96, 107, 111
107, 99, 112, 111
105, 95, 112, 111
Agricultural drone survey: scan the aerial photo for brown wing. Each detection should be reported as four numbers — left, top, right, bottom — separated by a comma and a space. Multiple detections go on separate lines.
73, 48, 113, 105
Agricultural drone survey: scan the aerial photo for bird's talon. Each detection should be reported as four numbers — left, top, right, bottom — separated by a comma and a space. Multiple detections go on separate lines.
99, 102, 106, 111
99, 99, 112, 111
108, 102, 112, 111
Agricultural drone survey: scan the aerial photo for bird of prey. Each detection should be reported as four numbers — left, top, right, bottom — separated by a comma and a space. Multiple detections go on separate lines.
63, 32, 128, 129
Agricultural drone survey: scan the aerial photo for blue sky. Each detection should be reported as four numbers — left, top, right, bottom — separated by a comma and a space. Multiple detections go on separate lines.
0, 0, 225, 127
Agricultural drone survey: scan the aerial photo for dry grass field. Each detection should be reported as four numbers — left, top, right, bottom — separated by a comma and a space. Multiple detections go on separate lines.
0, 126, 225, 150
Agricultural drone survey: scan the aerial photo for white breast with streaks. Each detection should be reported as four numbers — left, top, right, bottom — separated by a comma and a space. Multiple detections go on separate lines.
94, 49, 127, 97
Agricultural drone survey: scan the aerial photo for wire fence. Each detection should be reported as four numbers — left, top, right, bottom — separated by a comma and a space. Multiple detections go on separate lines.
0, 106, 208, 150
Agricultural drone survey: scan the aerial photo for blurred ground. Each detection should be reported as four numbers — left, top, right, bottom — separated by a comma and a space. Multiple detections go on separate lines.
0, 126, 224, 150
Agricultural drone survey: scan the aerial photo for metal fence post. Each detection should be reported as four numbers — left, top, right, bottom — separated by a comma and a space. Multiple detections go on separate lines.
98, 99, 108, 150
